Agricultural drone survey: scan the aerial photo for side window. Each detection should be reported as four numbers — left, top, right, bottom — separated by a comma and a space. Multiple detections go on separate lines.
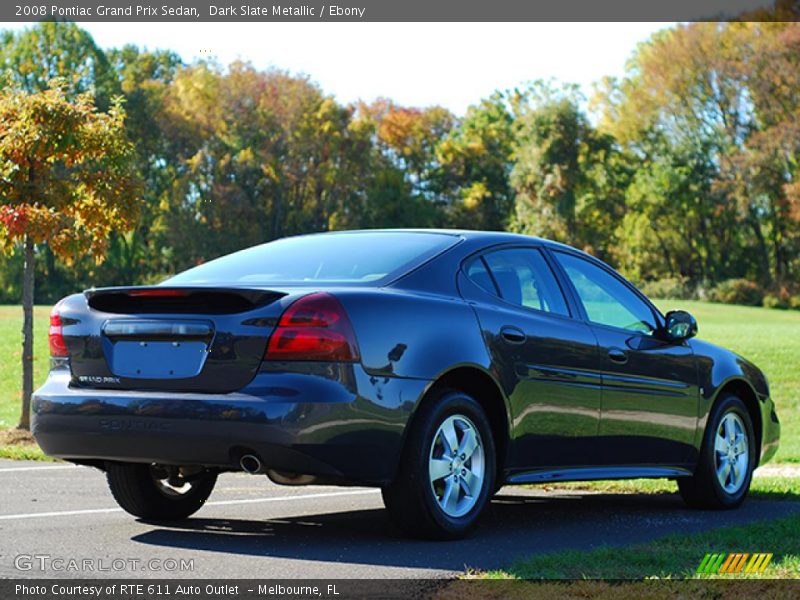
464, 257, 498, 295
554, 251, 657, 334
468, 248, 569, 316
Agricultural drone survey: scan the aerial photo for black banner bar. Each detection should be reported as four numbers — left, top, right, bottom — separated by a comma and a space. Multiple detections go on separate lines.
4, 580, 800, 600
2, 0, 798, 23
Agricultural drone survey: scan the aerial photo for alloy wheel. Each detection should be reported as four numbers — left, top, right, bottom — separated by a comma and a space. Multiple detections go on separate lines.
714, 412, 749, 494
428, 414, 485, 518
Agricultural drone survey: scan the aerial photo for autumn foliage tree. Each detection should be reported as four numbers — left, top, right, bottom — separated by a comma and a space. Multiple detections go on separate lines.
595, 22, 800, 288
0, 79, 140, 429
0, 20, 799, 317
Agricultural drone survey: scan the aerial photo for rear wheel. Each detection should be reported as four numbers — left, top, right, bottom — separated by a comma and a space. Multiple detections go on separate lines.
382, 389, 496, 539
679, 394, 755, 509
106, 463, 217, 520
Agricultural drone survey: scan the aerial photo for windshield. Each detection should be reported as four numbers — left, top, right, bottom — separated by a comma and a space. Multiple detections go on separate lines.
163, 232, 458, 286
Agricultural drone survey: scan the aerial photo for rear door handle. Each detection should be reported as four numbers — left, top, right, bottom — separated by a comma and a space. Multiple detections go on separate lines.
608, 347, 628, 364
500, 326, 527, 345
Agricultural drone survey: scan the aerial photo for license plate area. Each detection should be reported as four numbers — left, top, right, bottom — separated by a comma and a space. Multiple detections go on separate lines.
109, 340, 209, 379
102, 319, 213, 379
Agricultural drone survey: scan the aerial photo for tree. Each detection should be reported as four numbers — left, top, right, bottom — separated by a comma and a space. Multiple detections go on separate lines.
512, 95, 587, 241
350, 99, 452, 229
510, 85, 629, 257
0, 80, 140, 429
435, 93, 515, 230
150, 61, 380, 271
101, 45, 183, 285
0, 22, 131, 302
615, 138, 735, 283
361, 99, 454, 198
0, 22, 118, 108
595, 22, 800, 288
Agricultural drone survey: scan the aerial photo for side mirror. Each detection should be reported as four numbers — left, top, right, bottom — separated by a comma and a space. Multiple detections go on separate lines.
664, 310, 698, 341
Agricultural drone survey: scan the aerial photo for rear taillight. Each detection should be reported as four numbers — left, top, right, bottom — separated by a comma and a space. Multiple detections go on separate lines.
49, 305, 68, 357
127, 289, 189, 297
266, 292, 360, 362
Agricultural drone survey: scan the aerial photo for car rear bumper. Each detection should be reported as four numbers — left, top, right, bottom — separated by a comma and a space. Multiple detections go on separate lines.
32, 364, 430, 486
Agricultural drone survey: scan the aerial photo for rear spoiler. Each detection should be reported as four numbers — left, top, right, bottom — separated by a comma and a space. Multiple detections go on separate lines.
84, 286, 286, 315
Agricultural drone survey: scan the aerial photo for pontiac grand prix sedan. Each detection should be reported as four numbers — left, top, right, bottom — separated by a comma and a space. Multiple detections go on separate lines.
32, 230, 780, 539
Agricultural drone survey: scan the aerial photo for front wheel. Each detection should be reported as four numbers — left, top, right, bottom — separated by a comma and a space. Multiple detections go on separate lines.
106, 463, 217, 520
679, 394, 755, 509
382, 389, 496, 539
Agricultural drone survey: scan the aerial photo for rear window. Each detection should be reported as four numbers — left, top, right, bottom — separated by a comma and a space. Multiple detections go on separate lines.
164, 232, 458, 286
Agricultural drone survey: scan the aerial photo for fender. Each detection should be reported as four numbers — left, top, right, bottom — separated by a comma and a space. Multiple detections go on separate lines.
690, 338, 775, 464
338, 288, 513, 479
336, 289, 493, 381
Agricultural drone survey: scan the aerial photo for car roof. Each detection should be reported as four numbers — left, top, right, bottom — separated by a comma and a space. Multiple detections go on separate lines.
295, 228, 587, 256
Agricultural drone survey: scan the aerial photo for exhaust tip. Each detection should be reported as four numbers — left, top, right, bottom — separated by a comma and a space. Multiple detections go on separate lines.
240, 454, 264, 474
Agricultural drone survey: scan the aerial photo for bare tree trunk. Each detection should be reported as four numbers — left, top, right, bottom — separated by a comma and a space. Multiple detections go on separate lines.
18, 237, 35, 431
748, 208, 772, 287
271, 186, 284, 240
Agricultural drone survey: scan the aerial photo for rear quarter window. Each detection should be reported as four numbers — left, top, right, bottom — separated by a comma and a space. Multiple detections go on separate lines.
465, 248, 569, 316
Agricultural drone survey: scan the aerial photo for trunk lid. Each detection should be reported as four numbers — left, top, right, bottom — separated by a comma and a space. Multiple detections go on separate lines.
62, 286, 288, 393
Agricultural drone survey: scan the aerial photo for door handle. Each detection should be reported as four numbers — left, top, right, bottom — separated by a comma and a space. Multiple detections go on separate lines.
608, 347, 628, 364
500, 326, 527, 345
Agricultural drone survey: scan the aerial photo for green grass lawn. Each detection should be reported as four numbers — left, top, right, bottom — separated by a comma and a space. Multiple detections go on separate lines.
654, 300, 800, 463
533, 474, 800, 501
481, 476, 800, 580
481, 512, 800, 579
0, 305, 50, 430
0, 300, 797, 462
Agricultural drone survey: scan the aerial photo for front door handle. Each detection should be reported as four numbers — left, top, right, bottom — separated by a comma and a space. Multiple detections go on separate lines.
608, 347, 628, 364
500, 326, 527, 345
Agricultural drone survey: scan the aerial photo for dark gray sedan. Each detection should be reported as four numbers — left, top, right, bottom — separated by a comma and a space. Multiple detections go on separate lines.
33, 230, 780, 539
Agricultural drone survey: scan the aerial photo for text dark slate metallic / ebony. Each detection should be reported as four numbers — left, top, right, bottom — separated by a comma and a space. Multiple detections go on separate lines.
32, 230, 780, 539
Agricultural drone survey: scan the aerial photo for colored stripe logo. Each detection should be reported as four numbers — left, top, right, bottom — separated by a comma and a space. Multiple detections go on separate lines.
697, 553, 773, 574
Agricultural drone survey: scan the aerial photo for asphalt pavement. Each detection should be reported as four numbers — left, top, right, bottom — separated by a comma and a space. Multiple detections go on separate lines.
1, 459, 798, 579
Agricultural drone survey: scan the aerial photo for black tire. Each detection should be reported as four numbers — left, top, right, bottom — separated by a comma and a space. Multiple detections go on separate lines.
106, 463, 217, 520
679, 394, 755, 509
382, 388, 496, 540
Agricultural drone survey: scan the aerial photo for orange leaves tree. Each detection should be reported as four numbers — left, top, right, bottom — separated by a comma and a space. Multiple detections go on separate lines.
0, 79, 140, 429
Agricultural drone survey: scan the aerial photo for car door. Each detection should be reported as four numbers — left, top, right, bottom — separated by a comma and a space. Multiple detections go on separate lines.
550, 250, 699, 466
459, 246, 603, 471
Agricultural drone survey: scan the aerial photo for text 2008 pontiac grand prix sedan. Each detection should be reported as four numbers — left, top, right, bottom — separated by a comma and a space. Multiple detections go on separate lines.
32, 230, 780, 539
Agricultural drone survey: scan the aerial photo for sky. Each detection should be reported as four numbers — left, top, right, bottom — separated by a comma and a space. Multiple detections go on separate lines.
1, 22, 670, 114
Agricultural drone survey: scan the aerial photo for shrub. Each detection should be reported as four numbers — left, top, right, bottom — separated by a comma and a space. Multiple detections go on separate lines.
763, 294, 788, 309
638, 277, 691, 300
709, 278, 765, 306
762, 287, 800, 310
